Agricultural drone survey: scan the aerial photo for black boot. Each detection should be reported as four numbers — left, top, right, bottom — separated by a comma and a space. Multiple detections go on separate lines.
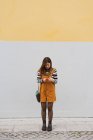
47, 120, 52, 131
42, 120, 46, 131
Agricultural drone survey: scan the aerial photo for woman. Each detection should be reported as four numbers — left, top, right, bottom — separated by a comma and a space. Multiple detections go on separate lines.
37, 57, 58, 131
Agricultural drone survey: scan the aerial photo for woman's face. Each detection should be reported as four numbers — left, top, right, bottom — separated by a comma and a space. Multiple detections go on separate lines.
45, 62, 51, 69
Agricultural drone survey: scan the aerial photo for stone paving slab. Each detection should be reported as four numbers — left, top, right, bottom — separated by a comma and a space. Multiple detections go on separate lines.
0, 118, 93, 131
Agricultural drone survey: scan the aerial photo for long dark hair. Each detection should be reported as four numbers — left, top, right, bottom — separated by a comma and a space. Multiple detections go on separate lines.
39, 57, 53, 74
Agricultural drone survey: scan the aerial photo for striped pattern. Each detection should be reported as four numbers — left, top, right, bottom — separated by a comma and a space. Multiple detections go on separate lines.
51, 68, 58, 84
37, 68, 58, 84
37, 71, 43, 83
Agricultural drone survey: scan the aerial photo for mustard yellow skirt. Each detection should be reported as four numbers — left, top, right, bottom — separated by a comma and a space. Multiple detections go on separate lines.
40, 82, 56, 102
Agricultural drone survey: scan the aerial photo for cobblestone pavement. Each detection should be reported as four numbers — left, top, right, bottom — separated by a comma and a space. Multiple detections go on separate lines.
0, 118, 93, 140
0, 131, 93, 140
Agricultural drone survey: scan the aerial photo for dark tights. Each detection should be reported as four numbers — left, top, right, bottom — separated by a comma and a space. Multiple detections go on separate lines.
41, 102, 53, 123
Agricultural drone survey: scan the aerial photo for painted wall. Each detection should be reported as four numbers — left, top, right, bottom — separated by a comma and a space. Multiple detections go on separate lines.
0, 0, 93, 118
0, 41, 93, 118
0, 0, 93, 41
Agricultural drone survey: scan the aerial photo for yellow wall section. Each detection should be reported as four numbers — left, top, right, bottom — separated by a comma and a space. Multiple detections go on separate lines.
0, 0, 93, 41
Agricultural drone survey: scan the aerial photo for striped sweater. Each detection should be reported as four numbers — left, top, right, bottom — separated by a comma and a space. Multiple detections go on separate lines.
37, 68, 58, 84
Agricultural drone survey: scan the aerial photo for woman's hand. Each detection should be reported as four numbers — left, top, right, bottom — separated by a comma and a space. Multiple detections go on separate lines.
42, 77, 54, 83
48, 77, 54, 82
42, 78, 47, 82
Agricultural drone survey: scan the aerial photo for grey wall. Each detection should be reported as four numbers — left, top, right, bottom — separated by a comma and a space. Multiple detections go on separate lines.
0, 41, 93, 118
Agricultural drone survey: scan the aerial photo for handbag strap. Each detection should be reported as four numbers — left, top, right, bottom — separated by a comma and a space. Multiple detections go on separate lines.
38, 82, 40, 92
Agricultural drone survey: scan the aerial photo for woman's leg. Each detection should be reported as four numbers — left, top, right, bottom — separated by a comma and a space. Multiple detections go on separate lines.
41, 102, 46, 131
48, 102, 53, 122
47, 102, 53, 131
41, 102, 46, 121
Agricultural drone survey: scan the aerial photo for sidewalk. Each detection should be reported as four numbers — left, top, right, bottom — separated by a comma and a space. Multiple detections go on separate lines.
0, 118, 93, 140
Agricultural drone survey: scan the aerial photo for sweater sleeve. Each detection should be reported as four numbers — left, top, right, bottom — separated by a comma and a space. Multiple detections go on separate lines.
51, 68, 58, 84
37, 70, 42, 83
